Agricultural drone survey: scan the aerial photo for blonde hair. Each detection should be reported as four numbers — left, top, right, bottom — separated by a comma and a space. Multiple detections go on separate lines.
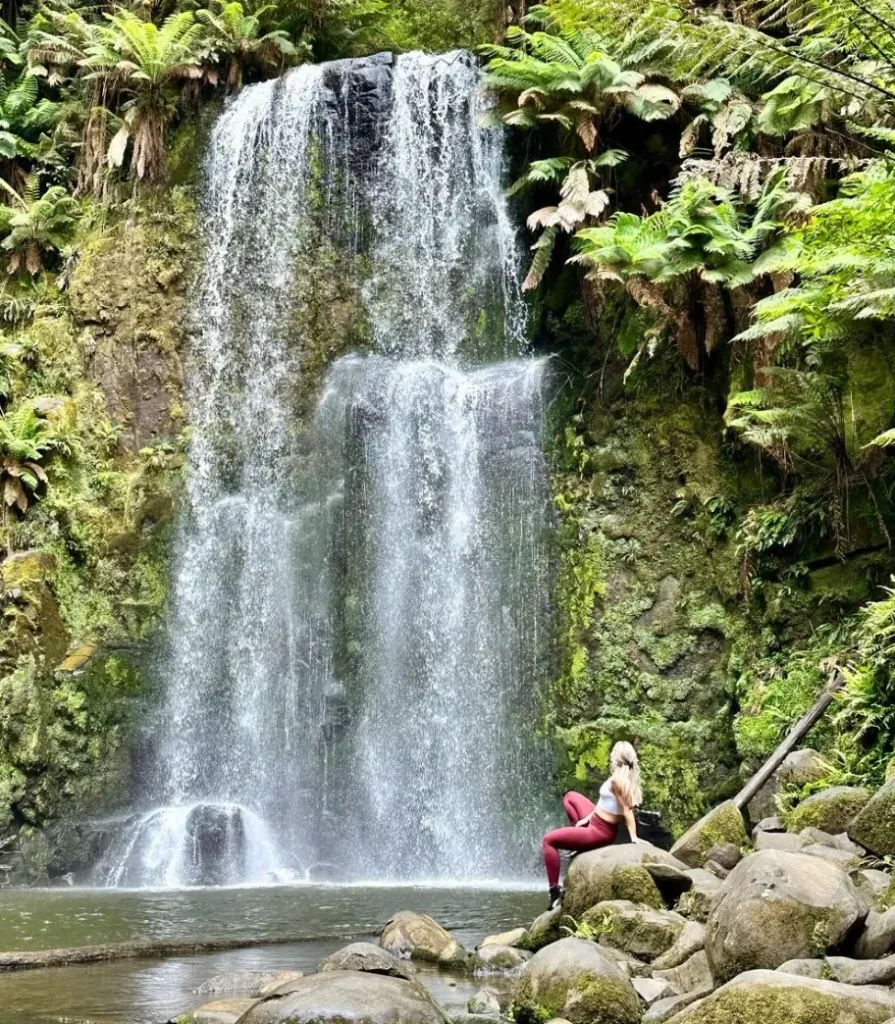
610, 741, 643, 808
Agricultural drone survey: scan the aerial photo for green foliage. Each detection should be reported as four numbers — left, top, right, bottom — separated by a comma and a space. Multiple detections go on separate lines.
0, 173, 78, 274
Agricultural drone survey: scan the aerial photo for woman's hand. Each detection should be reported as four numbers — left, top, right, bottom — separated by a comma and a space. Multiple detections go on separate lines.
631, 837, 651, 845
575, 816, 592, 827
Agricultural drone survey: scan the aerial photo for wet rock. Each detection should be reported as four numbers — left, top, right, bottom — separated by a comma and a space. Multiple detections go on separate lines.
320, 53, 393, 172
480, 928, 526, 948
467, 989, 501, 1014
746, 748, 830, 823
851, 778, 895, 857
380, 911, 467, 967
704, 844, 741, 871
786, 786, 872, 835
520, 907, 562, 952
512, 937, 641, 1024
563, 844, 688, 919
237, 970, 449, 1024
195, 971, 305, 997
651, 922, 706, 971
670, 802, 749, 869
662, 969, 895, 1023
475, 944, 530, 970
705, 850, 868, 983
319, 942, 414, 979
582, 900, 686, 963
633, 977, 676, 1005
653, 950, 713, 995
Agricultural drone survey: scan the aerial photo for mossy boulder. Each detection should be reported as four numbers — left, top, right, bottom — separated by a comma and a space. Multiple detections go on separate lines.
705, 850, 867, 983
582, 900, 686, 963
662, 969, 895, 1023
380, 912, 467, 967
671, 802, 749, 869
785, 787, 872, 835
512, 937, 642, 1024
850, 779, 895, 857
520, 907, 563, 953
235, 971, 450, 1024
563, 844, 688, 919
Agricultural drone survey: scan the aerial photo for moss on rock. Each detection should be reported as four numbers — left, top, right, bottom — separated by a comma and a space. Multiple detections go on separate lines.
784, 787, 872, 835
671, 801, 749, 868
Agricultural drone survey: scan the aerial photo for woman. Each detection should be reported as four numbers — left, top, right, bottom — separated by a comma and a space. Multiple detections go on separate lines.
542, 741, 647, 909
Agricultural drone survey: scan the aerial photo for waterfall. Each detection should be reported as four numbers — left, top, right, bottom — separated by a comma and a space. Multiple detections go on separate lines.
96, 52, 552, 888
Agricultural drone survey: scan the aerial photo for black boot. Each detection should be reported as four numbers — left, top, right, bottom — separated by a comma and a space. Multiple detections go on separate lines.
548, 884, 563, 911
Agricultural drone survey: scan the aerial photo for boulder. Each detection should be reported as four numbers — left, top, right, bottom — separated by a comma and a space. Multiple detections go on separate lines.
480, 928, 526, 948
775, 958, 825, 978
826, 955, 895, 985
467, 989, 501, 1014
752, 816, 785, 840
380, 911, 467, 966
651, 922, 706, 971
319, 942, 414, 979
705, 849, 867, 983
174, 1000, 259, 1024
236, 971, 449, 1024
852, 868, 893, 901
195, 972, 304, 997
633, 977, 676, 1005
512, 937, 642, 1024
521, 907, 562, 952
644, 989, 711, 1024
851, 778, 895, 857
661, 969, 895, 1023
600, 945, 651, 977
675, 870, 721, 922
562, 845, 688, 919
704, 861, 728, 880
801, 844, 863, 870
704, 844, 741, 871
746, 748, 830, 822
799, 827, 853, 849
786, 786, 872, 835
582, 900, 686, 963
642, 863, 694, 905
653, 950, 713, 995
754, 831, 806, 853
855, 908, 895, 959
670, 802, 749, 869
475, 944, 530, 970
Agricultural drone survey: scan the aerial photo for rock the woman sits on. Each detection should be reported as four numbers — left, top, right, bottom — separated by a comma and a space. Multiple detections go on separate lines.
542, 741, 648, 909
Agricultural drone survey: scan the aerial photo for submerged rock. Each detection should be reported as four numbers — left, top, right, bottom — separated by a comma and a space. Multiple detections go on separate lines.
662, 969, 895, 1023
512, 937, 642, 1024
705, 849, 867, 983
236, 970, 449, 1024
467, 989, 501, 1014
380, 911, 467, 967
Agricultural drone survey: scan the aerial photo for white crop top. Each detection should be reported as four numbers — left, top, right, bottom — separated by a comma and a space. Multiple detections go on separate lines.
597, 778, 622, 815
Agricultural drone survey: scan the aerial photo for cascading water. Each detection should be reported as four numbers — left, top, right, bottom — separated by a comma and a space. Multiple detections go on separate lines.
96, 51, 552, 888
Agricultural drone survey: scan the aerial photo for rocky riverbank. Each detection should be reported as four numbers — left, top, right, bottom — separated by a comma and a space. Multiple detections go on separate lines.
171, 761, 895, 1024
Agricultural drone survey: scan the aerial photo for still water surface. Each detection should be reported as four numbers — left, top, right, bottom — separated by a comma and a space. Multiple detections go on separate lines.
0, 884, 542, 1024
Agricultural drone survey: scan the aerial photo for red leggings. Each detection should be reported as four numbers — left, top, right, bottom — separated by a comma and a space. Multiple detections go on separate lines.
542, 791, 619, 887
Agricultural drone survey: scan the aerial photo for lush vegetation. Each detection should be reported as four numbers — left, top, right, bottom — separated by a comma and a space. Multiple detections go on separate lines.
2, 0, 895, 846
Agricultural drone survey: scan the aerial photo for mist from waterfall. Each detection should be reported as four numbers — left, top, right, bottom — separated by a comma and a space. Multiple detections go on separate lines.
96, 51, 552, 888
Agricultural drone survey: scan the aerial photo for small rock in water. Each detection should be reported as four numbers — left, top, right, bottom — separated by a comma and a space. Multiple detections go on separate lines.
380, 911, 467, 967
319, 941, 414, 979
479, 927, 526, 949
475, 944, 530, 970
174, 998, 260, 1024
467, 988, 501, 1014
